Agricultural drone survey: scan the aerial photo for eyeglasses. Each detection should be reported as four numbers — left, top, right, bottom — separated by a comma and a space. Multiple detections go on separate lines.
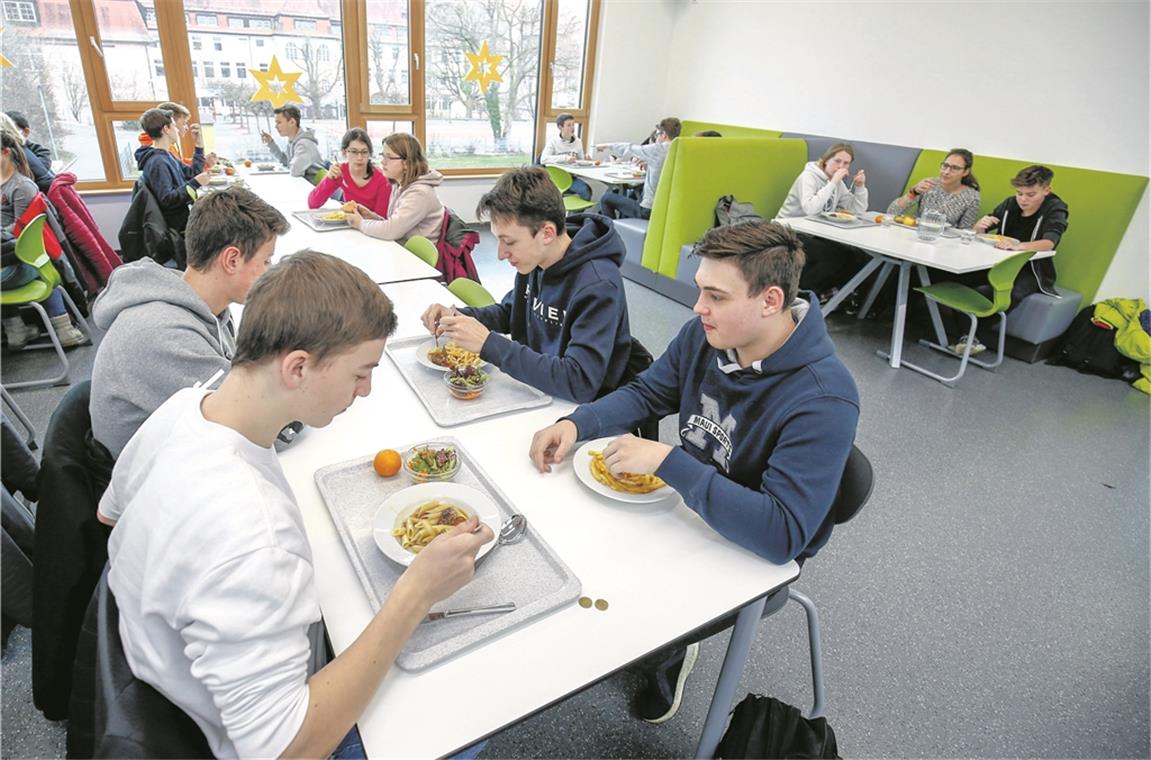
344, 148, 371, 157
940, 162, 967, 172
382, 153, 403, 162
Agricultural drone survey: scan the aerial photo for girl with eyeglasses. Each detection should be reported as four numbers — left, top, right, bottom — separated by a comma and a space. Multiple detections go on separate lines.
886, 148, 981, 229
346, 133, 444, 243
307, 128, 392, 219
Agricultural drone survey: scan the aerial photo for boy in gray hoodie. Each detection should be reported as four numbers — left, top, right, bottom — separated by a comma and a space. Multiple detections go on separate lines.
90, 187, 289, 457
260, 105, 324, 178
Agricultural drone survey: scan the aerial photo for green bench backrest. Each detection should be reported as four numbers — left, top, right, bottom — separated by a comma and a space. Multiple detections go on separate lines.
643, 137, 807, 276
680, 121, 782, 139
905, 150, 1148, 303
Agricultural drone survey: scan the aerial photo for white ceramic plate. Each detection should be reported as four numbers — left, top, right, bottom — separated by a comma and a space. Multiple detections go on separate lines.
414, 338, 488, 371
977, 233, 1010, 245
572, 437, 676, 505
572, 159, 595, 167
606, 171, 644, 180
373, 482, 499, 566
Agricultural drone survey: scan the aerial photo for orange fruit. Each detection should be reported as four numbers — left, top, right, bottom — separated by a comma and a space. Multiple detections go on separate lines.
373, 449, 402, 477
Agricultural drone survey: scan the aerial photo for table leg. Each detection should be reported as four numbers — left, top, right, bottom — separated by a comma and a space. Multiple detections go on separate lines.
694, 595, 769, 760
822, 257, 884, 315
858, 262, 894, 320
880, 262, 912, 368
915, 265, 948, 346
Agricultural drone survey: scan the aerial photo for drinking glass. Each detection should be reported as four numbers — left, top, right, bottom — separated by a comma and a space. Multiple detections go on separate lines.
958, 229, 975, 245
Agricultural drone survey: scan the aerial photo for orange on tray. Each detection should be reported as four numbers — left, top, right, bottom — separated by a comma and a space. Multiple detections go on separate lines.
373, 449, 402, 477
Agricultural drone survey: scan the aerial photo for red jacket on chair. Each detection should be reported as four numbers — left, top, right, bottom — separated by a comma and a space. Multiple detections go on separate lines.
47, 173, 122, 287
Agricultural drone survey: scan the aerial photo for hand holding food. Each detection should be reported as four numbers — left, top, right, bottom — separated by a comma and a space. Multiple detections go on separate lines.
204, 152, 217, 170
327, 164, 343, 181
189, 123, 203, 146
397, 516, 492, 608
589, 450, 667, 494
341, 201, 359, 213
831, 166, 850, 185
601, 435, 672, 481
853, 169, 866, 188
345, 207, 362, 229
436, 314, 490, 354
529, 419, 578, 473
973, 215, 999, 233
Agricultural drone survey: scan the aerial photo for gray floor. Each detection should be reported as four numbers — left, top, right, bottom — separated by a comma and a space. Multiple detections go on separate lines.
3, 227, 1149, 759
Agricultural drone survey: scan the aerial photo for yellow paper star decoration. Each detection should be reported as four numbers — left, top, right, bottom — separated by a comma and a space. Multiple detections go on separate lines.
464, 41, 504, 94
249, 55, 302, 108
0, 28, 12, 68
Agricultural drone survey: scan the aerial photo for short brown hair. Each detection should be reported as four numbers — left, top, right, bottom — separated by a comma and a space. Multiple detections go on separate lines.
476, 166, 565, 235
694, 221, 805, 303
140, 108, 173, 139
156, 101, 191, 119
273, 105, 302, 126
657, 117, 682, 139
232, 250, 398, 368
818, 142, 855, 169
1011, 165, 1054, 188
383, 133, 429, 188
185, 187, 290, 271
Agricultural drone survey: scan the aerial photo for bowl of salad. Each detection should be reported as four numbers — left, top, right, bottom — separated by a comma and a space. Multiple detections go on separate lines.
443, 366, 489, 401
403, 443, 460, 483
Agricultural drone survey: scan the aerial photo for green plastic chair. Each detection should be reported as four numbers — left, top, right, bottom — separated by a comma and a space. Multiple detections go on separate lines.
545, 165, 597, 214
447, 277, 496, 307
403, 235, 439, 268
901, 250, 1035, 386
186, 185, 198, 203
0, 215, 91, 389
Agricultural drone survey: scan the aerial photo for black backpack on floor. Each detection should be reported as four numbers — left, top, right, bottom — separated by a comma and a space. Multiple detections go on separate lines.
1047, 306, 1140, 381
716, 695, 840, 759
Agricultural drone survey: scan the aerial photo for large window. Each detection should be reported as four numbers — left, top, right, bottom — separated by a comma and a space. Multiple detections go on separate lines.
45, 0, 599, 189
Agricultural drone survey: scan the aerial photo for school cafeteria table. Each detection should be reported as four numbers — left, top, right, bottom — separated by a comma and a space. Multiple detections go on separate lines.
241, 172, 442, 284
780, 216, 1055, 368
277, 278, 799, 759
565, 161, 646, 186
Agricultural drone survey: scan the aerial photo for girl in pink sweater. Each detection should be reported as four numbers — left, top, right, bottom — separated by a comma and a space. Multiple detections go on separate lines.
307, 128, 391, 217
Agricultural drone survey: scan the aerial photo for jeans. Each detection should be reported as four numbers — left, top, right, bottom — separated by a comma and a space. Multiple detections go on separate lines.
599, 190, 650, 220
569, 177, 592, 202
1, 264, 66, 317
330, 725, 487, 759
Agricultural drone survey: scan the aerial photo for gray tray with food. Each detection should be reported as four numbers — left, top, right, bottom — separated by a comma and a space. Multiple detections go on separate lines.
314, 437, 581, 671
291, 209, 352, 232
385, 334, 553, 427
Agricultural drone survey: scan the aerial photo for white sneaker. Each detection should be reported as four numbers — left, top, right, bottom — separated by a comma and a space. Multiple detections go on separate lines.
49, 314, 87, 347
949, 337, 986, 356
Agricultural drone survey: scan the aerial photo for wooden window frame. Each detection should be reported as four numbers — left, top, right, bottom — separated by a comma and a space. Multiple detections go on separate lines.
66, 0, 599, 190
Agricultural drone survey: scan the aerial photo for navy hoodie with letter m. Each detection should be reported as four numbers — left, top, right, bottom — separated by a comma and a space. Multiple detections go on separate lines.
464, 213, 632, 402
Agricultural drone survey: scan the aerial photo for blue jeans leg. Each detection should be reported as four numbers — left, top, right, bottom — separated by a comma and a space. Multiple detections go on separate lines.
569, 177, 592, 201
329, 725, 487, 759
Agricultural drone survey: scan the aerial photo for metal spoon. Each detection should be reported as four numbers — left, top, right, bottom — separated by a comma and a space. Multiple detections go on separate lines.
476, 514, 527, 566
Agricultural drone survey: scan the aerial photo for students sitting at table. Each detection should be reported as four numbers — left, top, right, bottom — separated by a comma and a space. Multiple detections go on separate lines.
886, 147, 981, 228
528, 221, 859, 724
98, 250, 494, 758
90, 186, 289, 459
137, 102, 216, 169
777, 142, 870, 299
134, 108, 209, 236
973, 165, 1068, 303
422, 166, 633, 403
346, 133, 444, 243
1, 129, 85, 349
260, 105, 323, 178
307, 127, 391, 217
593, 116, 681, 220
540, 112, 592, 201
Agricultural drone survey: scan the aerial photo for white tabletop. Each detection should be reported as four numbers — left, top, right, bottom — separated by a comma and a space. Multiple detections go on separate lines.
781, 216, 1055, 273
565, 162, 646, 186
379, 279, 463, 341
277, 285, 799, 758
243, 172, 442, 284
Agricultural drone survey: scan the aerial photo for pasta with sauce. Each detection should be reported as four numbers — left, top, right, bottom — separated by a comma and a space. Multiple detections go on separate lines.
392, 500, 471, 553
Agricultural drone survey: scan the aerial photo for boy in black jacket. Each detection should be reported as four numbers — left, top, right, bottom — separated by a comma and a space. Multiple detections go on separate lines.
974, 165, 1069, 302
134, 108, 209, 235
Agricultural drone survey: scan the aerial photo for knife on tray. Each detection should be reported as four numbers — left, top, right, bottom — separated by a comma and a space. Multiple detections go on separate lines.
424, 602, 516, 622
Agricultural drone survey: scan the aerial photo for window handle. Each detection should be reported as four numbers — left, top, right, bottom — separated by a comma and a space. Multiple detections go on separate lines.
89, 36, 104, 59
413, 52, 420, 70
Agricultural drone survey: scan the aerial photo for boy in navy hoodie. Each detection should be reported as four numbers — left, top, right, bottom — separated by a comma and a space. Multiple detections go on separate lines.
423, 166, 633, 403
529, 221, 860, 723
135, 107, 209, 235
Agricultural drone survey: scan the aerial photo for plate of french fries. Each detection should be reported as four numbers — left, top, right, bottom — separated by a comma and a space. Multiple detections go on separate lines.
572, 437, 676, 505
416, 339, 488, 371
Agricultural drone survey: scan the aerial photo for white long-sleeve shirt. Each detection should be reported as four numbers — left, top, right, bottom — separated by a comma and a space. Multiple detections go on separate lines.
540, 135, 583, 165
103, 388, 319, 759
605, 141, 670, 209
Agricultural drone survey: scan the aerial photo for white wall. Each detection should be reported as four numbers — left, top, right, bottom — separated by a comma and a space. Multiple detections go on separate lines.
597, 0, 1149, 300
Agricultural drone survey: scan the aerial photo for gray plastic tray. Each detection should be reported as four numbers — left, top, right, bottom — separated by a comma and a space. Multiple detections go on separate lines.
314, 437, 581, 671
385, 334, 553, 427
291, 209, 352, 232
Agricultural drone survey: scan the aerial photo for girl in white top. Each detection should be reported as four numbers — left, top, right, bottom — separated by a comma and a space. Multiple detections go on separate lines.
347, 133, 444, 243
777, 142, 868, 218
